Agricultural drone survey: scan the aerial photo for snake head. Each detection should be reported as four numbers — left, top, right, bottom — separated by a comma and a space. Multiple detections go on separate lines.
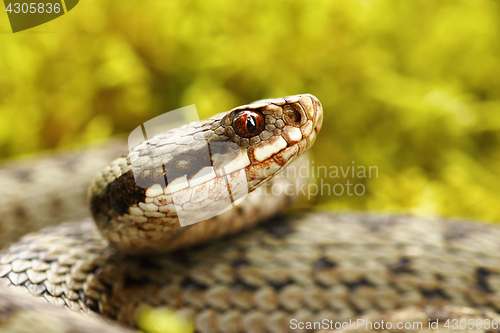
213, 94, 323, 190
89, 94, 323, 254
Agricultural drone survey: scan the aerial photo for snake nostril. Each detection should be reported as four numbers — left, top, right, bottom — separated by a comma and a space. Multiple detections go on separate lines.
283, 104, 302, 125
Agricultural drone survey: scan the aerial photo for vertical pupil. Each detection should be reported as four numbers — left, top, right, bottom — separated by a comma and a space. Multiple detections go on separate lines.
246, 115, 257, 134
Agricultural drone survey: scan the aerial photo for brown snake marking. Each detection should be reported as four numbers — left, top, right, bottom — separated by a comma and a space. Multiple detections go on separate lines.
1, 95, 500, 333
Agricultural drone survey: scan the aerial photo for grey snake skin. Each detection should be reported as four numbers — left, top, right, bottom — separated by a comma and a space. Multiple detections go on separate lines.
1, 95, 500, 333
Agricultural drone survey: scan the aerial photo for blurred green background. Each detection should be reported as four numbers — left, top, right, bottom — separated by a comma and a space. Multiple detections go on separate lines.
1, 0, 500, 221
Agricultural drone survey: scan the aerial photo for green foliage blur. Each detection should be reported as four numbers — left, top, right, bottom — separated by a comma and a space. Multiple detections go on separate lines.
1, 0, 500, 221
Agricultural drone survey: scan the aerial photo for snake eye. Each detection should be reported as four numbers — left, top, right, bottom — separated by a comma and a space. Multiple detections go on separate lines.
233, 111, 265, 138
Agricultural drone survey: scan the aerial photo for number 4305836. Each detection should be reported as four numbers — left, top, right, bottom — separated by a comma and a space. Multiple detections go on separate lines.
6, 2, 61, 14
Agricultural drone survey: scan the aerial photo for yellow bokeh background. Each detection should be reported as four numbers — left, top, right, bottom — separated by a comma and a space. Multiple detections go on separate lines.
1, 0, 500, 221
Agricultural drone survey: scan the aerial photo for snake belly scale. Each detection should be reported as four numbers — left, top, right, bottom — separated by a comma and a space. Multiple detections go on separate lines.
1, 94, 500, 333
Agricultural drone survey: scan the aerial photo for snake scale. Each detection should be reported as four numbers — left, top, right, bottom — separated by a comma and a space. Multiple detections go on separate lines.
1, 94, 500, 333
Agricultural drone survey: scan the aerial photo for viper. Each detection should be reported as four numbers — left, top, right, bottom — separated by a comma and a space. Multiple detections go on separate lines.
1, 94, 500, 333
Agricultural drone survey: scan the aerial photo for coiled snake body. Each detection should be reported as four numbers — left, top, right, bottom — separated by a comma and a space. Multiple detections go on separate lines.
1, 95, 500, 333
